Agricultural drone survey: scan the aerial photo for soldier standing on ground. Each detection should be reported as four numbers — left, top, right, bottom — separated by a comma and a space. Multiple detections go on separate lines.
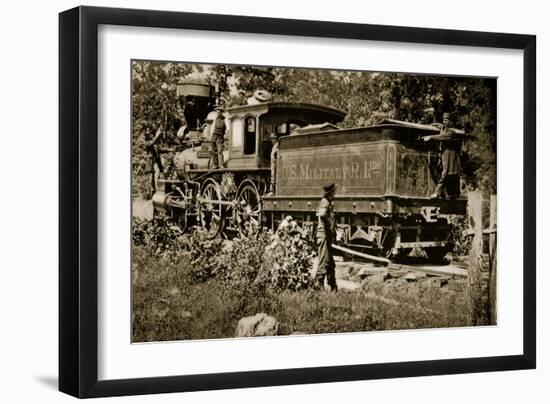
211, 106, 226, 169
315, 183, 338, 292
424, 113, 462, 199
144, 126, 164, 198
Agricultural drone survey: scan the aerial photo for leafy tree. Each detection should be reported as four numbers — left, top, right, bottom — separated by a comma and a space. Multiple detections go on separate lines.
380, 74, 497, 193
132, 61, 195, 195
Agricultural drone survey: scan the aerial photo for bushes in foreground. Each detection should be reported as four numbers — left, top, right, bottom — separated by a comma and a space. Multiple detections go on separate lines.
132, 217, 469, 342
132, 243, 468, 342
132, 216, 316, 292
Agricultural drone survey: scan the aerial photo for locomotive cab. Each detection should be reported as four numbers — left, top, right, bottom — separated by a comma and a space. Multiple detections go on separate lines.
226, 102, 346, 170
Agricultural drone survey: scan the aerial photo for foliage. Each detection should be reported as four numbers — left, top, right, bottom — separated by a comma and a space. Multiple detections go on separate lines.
258, 216, 315, 291
380, 75, 497, 193
132, 241, 468, 342
132, 216, 469, 342
448, 215, 471, 257
131, 61, 196, 196
132, 217, 316, 292
133, 217, 188, 263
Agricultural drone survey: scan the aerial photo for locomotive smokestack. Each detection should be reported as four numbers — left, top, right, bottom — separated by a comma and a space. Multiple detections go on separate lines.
176, 80, 215, 132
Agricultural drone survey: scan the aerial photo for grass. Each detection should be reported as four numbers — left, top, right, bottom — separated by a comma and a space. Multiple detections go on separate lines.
132, 243, 469, 342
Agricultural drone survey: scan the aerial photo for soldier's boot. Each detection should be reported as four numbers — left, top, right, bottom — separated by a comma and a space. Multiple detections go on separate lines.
327, 273, 338, 293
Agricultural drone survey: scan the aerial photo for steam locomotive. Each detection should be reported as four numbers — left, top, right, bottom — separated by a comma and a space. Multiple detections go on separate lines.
151, 81, 467, 260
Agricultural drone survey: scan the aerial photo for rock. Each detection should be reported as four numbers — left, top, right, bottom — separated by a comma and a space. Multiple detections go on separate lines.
168, 286, 181, 296
403, 272, 428, 282
360, 272, 389, 288
423, 277, 449, 288
152, 299, 170, 318
388, 269, 409, 278
447, 280, 465, 292
357, 267, 389, 278
235, 313, 279, 337
335, 263, 355, 280
180, 310, 192, 319
352, 268, 389, 283
336, 279, 361, 291
221, 240, 234, 253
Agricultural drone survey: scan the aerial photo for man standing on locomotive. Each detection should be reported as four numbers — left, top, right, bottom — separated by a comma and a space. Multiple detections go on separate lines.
211, 106, 226, 169
315, 183, 338, 292
424, 113, 462, 199
268, 132, 280, 195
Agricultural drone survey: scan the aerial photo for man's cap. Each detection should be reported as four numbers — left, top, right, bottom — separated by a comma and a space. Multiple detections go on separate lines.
443, 112, 451, 120
323, 183, 337, 195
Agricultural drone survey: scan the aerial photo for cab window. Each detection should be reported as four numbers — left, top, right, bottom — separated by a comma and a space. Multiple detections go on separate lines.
277, 123, 288, 136
231, 119, 243, 149
244, 116, 256, 155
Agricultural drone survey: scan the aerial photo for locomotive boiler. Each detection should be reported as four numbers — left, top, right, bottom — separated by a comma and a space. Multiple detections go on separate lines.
152, 92, 467, 261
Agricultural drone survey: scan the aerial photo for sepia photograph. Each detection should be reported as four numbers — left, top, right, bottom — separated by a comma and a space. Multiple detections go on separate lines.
131, 60, 497, 342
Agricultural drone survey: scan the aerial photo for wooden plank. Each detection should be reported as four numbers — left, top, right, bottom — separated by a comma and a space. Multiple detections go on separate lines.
489, 194, 497, 325
388, 263, 467, 278
467, 190, 484, 326
331, 244, 391, 265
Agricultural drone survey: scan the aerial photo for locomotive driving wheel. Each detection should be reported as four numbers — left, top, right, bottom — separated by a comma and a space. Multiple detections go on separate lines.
235, 181, 262, 238
199, 180, 225, 238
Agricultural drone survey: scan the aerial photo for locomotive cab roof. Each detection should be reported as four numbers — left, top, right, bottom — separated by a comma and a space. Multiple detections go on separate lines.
226, 101, 347, 124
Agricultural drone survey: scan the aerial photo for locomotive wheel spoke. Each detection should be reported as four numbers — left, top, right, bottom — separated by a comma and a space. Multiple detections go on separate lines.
199, 181, 225, 238
236, 183, 261, 238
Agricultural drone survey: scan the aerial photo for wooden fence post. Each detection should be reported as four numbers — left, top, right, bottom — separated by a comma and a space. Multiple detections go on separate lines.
467, 191, 484, 326
488, 195, 497, 325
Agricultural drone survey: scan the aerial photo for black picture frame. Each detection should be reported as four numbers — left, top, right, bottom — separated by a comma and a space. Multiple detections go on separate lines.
59, 5, 536, 398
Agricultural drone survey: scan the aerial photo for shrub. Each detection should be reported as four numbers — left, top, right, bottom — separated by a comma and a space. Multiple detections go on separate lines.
448, 215, 470, 257
133, 215, 317, 292
258, 220, 315, 291
133, 217, 189, 264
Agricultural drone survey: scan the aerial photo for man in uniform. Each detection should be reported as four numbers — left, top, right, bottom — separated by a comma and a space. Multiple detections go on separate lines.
268, 132, 280, 195
144, 126, 164, 198
315, 183, 338, 292
211, 106, 226, 169
424, 113, 462, 199
176, 114, 189, 145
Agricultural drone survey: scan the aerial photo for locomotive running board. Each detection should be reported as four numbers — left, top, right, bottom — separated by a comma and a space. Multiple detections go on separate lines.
331, 244, 390, 265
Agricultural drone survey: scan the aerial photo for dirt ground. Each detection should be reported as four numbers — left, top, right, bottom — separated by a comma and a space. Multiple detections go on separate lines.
133, 198, 154, 221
